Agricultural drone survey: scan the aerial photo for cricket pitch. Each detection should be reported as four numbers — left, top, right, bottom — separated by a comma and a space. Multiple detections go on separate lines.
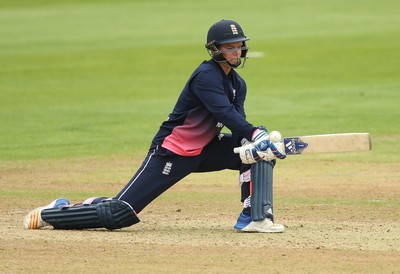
0, 156, 399, 273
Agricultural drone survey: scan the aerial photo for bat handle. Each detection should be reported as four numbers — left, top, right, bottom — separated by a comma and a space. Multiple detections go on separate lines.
233, 147, 240, 154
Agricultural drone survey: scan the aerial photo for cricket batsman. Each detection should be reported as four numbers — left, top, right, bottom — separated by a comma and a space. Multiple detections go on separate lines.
24, 19, 287, 233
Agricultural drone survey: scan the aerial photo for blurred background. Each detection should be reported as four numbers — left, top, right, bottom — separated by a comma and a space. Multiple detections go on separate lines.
0, 0, 399, 162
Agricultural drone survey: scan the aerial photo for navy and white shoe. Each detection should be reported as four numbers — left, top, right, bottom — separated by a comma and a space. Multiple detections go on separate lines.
23, 198, 70, 229
234, 212, 285, 233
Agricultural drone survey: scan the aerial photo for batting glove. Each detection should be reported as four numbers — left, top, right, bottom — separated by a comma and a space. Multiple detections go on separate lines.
238, 143, 261, 164
253, 130, 287, 160
251, 127, 271, 153
269, 141, 286, 159
254, 147, 276, 161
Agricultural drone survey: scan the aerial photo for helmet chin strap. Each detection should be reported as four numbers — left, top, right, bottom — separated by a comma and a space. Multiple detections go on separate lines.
220, 57, 246, 69
228, 58, 242, 68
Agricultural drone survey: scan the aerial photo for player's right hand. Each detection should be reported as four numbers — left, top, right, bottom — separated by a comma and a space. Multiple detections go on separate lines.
238, 143, 261, 164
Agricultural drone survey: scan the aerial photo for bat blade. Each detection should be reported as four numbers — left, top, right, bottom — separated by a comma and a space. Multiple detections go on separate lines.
284, 133, 371, 155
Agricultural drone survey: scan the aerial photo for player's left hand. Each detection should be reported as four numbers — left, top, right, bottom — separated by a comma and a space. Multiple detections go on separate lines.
269, 141, 286, 159
251, 127, 271, 153
267, 130, 286, 160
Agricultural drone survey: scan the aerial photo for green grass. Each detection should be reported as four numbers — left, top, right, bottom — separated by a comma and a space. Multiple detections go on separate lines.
0, 0, 399, 161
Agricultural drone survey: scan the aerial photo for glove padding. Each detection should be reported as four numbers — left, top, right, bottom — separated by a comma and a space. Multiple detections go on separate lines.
251, 128, 271, 154
239, 142, 286, 164
252, 128, 286, 160
238, 142, 261, 164
257, 141, 287, 160
254, 147, 276, 162
237, 128, 286, 164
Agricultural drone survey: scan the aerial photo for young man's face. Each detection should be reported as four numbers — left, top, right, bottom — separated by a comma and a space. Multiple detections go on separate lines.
219, 42, 243, 66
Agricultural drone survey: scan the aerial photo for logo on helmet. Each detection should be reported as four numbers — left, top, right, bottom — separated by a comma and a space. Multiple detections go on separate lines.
230, 24, 238, 35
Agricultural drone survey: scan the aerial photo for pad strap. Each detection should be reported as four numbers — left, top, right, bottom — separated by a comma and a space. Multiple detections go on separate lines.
42, 199, 140, 230
250, 161, 274, 221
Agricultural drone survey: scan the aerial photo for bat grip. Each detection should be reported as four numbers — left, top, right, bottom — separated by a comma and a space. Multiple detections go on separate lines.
233, 147, 240, 154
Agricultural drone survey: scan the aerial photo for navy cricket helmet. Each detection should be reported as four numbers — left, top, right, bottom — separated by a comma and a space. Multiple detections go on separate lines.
205, 19, 250, 67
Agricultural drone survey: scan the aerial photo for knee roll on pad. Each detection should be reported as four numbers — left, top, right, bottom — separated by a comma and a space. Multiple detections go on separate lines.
42, 199, 140, 230
97, 200, 139, 229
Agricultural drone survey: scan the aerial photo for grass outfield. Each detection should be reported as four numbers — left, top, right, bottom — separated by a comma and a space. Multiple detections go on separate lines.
0, 0, 399, 273
1, 0, 399, 161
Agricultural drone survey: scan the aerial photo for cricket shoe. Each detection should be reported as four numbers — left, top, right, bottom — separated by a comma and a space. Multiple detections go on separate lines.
235, 214, 285, 233
234, 212, 252, 230
23, 198, 70, 229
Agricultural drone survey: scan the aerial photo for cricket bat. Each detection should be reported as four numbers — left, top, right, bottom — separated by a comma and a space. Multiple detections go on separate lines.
234, 133, 371, 155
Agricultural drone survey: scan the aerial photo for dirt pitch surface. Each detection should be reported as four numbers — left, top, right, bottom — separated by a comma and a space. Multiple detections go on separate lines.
1, 156, 399, 273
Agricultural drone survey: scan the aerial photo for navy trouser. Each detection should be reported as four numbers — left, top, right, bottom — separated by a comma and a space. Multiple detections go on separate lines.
114, 134, 249, 213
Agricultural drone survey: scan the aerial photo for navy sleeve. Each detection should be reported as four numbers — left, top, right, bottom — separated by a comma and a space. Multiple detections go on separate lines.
191, 69, 255, 141
233, 80, 246, 119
